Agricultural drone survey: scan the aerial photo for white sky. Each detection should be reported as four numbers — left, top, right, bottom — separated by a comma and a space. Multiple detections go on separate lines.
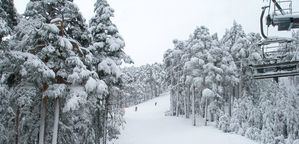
14, 0, 297, 66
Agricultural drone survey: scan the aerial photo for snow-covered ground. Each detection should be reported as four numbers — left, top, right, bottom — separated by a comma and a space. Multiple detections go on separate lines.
113, 92, 257, 144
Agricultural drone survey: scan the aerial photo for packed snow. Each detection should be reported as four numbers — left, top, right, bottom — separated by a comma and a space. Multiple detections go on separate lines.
112, 92, 257, 144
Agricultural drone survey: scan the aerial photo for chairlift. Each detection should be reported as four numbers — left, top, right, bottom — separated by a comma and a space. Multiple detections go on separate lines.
265, 0, 299, 31
252, 0, 299, 81
258, 37, 294, 60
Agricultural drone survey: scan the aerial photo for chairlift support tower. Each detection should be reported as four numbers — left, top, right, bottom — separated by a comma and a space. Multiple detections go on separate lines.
252, 0, 299, 82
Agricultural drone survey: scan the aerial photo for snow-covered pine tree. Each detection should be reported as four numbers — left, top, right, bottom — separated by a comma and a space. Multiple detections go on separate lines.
164, 39, 184, 116
220, 22, 246, 116
23, 0, 90, 47
222, 21, 246, 53
0, 85, 11, 143
0, 2, 57, 144
5, 1, 101, 143
89, 0, 132, 143
180, 43, 192, 119
0, 50, 55, 144
0, 0, 18, 43
0, 1, 9, 43
0, 0, 18, 29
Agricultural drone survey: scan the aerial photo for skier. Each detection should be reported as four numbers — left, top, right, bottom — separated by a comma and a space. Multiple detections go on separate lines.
135, 106, 138, 112
155, 102, 157, 106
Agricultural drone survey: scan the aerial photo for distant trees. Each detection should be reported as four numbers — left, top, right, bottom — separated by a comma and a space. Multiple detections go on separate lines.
0, 0, 130, 144
164, 22, 299, 143
122, 63, 166, 107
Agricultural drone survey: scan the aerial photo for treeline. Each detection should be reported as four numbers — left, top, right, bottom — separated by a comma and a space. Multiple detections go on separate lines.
0, 0, 132, 144
163, 22, 299, 144
122, 63, 166, 107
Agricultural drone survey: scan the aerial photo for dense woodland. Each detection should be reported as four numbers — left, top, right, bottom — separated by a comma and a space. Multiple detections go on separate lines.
0, 0, 132, 143
163, 23, 299, 144
122, 63, 166, 107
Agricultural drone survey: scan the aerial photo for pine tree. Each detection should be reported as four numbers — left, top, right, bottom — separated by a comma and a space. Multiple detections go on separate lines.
0, 14, 9, 43
3, 1, 100, 143
89, 0, 132, 143
0, 0, 18, 37
0, 50, 55, 143
23, 0, 91, 47
0, 0, 18, 28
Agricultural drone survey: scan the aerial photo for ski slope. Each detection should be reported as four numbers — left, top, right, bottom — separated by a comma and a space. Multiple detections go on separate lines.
113, 92, 257, 144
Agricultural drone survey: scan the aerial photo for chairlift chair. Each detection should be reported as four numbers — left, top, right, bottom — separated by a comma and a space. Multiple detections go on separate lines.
258, 36, 294, 60
252, 0, 299, 81
268, 0, 299, 31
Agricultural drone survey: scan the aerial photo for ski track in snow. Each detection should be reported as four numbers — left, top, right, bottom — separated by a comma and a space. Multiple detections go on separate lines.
112, 92, 257, 144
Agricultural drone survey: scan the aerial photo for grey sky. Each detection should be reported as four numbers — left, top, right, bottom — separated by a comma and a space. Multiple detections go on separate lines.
14, 0, 297, 66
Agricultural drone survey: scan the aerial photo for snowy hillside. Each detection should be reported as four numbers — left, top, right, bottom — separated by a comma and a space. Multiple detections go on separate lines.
113, 92, 257, 144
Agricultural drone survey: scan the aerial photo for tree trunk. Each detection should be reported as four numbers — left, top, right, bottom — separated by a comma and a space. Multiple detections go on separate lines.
210, 113, 214, 122
228, 94, 232, 117
150, 83, 154, 98
102, 111, 107, 144
51, 97, 60, 144
154, 85, 158, 97
145, 87, 149, 100
283, 122, 288, 138
239, 78, 243, 98
192, 86, 196, 126
95, 108, 100, 144
158, 85, 161, 96
204, 98, 208, 126
183, 92, 186, 117
15, 106, 20, 144
231, 85, 237, 115
234, 85, 238, 99
102, 96, 110, 144
186, 86, 190, 118
199, 88, 203, 118
223, 86, 228, 116
175, 90, 179, 116
170, 89, 175, 115
39, 96, 47, 144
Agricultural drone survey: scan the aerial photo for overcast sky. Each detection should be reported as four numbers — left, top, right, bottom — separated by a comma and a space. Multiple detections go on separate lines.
14, 0, 296, 66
